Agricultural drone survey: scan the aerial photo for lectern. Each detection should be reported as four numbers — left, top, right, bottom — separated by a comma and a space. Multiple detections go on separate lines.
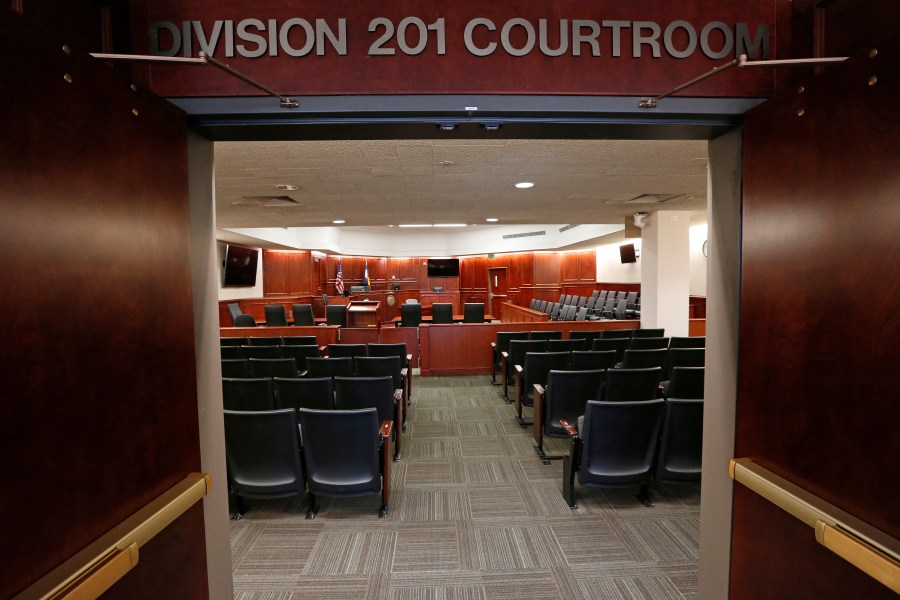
347, 300, 380, 327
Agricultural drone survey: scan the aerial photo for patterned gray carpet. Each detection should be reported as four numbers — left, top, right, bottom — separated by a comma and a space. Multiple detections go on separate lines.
231, 375, 700, 600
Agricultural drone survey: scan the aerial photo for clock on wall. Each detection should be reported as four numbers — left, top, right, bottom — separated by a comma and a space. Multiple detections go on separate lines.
702, 240, 709, 257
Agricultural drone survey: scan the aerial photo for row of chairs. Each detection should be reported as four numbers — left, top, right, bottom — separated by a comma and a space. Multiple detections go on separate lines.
224, 407, 392, 519
224, 372, 404, 461
528, 290, 641, 321
228, 302, 349, 327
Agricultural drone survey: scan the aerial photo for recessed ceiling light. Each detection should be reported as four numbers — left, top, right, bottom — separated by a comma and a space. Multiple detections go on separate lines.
275, 184, 297, 191
332, 220, 345, 224
485, 218, 499, 222
515, 182, 534, 189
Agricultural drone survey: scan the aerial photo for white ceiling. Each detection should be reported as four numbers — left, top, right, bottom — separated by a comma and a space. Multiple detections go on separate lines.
214, 139, 709, 236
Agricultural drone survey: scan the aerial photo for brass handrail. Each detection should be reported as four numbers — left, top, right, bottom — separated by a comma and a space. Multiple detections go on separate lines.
14, 473, 211, 600
730, 459, 899, 593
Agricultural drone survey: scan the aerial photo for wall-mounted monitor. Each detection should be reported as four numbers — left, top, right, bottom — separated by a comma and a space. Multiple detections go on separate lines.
427, 258, 460, 277
223, 245, 259, 287
619, 243, 637, 264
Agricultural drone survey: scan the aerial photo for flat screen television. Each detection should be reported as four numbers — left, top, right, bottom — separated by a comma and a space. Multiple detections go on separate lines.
619, 243, 637, 264
427, 258, 460, 277
223, 245, 259, 287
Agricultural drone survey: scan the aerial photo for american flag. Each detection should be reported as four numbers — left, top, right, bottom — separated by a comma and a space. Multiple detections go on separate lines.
335, 258, 345, 295
364, 260, 370, 287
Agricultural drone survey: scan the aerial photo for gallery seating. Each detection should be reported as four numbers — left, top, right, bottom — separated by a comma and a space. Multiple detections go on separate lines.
221, 346, 243, 360
247, 336, 283, 346
335, 375, 402, 461
513, 351, 569, 426
242, 345, 283, 359
305, 357, 354, 379
621, 348, 669, 371
283, 335, 319, 346
632, 328, 665, 338
221, 359, 251, 378
600, 329, 633, 339
367, 343, 413, 402
654, 398, 704, 485
273, 377, 334, 411
281, 345, 322, 372
662, 367, 705, 400
669, 336, 706, 349
532, 368, 604, 458
249, 358, 299, 378
220, 337, 247, 347
548, 339, 585, 353
327, 343, 367, 359
502, 339, 548, 400
570, 350, 618, 371
600, 367, 662, 402
662, 348, 705, 382
530, 331, 562, 341
628, 337, 670, 350
222, 378, 276, 411
591, 337, 630, 363
491, 332, 530, 386
354, 356, 407, 430
567, 331, 601, 347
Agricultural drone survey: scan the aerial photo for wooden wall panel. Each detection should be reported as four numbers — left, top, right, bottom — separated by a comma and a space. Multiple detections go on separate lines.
262, 250, 288, 294
533, 253, 560, 285
561, 252, 580, 281
1, 9, 207, 597
286, 252, 312, 295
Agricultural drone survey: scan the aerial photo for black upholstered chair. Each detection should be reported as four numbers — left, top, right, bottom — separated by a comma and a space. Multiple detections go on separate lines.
600, 329, 633, 339
233, 314, 257, 327
227, 303, 243, 326
242, 345, 283, 359
491, 331, 530, 385
600, 367, 662, 402
335, 375, 402, 461
621, 348, 669, 371
327, 343, 367, 359
463, 302, 486, 323
570, 350, 618, 371
264, 304, 288, 326
247, 336, 282, 346
325, 305, 347, 327
662, 348, 706, 382
273, 377, 334, 411
669, 336, 706, 349
532, 368, 604, 458
221, 346, 243, 360
562, 399, 665, 508
400, 303, 422, 327
305, 357, 353, 380
281, 345, 322, 372
249, 358, 299, 378
222, 377, 276, 411
629, 337, 670, 350
548, 339, 586, 353
655, 398, 704, 484
632, 328, 665, 338
220, 337, 247, 347
530, 330, 563, 341
354, 356, 407, 430
291, 304, 315, 326
431, 303, 453, 324
662, 367, 705, 400
591, 337, 630, 363
282, 335, 319, 346
567, 331, 601, 348
367, 343, 413, 402
223, 409, 306, 519
221, 359, 251, 379
513, 351, 570, 426
297, 407, 392, 518
502, 339, 548, 400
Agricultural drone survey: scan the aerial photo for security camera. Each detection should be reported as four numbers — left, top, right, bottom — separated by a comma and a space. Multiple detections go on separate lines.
633, 212, 649, 228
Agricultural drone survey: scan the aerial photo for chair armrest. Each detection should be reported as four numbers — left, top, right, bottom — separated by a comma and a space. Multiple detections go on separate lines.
299, 370, 308, 378
401, 367, 408, 377
501, 351, 508, 360
490, 342, 496, 349
406, 353, 412, 362
559, 419, 578, 437
534, 384, 545, 397
380, 420, 393, 439
514, 364, 524, 375
319, 345, 327, 354
394, 389, 403, 402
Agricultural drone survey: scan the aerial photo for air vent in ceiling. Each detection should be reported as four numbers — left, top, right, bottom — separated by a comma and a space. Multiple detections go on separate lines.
503, 230, 546, 240
559, 224, 580, 233
237, 195, 303, 207
625, 193, 683, 204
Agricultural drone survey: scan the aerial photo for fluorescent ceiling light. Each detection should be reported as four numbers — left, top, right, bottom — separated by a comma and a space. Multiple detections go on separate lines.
515, 182, 534, 189
332, 219, 345, 224
398, 224, 433, 228
433, 223, 467, 228
485, 218, 499, 222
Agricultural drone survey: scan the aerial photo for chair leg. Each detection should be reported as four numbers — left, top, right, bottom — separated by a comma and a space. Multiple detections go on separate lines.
230, 494, 246, 520
563, 455, 577, 509
637, 484, 653, 508
305, 492, 319, 519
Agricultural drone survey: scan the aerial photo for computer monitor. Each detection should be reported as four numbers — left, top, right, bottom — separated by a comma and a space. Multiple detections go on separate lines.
432, 287, 444, 293
391, 283, 401, 290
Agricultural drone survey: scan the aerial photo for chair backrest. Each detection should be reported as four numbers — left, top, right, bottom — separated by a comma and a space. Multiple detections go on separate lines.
494, 332, 530, 367
577, 296, 588, 308
222, 377, 276, 411
579, 399, 665, 488
530, 330, 563, 341
575, 307, 589, 321
615, 291, 628, 300
325, 304, 347, 326
367, 343, 408, 366
669, 336, 706, 349
597, 290, 608, 303
221, 346, 243, 360
227, 303, 243, 325
220, 337, 246, 347
297, 408, 381, 496
223, 409, 305, 497
247, 336, 282, 346
334, 376, 396, 425
305, 357, 354, 379
567, 331, 601, 347
327, 343, 367, 359
612, 299, 628, 319
621, 348, 669, 371
354, 356, 402, 389
539, 300, 548, 312
599, 297, 616, 317
625, 291, 638, 307
273, 377, 334, 411
601, 367, 662, 402
322, 294, 329, 305
281, 345, 322, 371
548, 338, 586, 353
242, 345, 283, 359
591, 337, 630, 363
463, 302, 485, 323
221, 359, 251, 378
529, 299, 538, 310
655, 398, 704, 483
506, 339, 549, 384
291, 304, 315, 326
632, 328, 665, 338
667, 367, 705, 399
570, 350, 618, 371
563, 294, 573, 306
563, 305, 577, 320
549, 303, 562, 320
400, 303, 422, 327
664, 348, 706, 380
522, 351, 570, 402
431, 303, 453, 324
264, 304, 288, 326
600, 329, 633, 339
282, 335, 318, 346
628, 337, 670, 350
590, 290, 600, 298
233, 314, 257, 327
543, 369, 605, 436
585, 297, 597, 311
249, 358, 299, 378
557, 294, 565, 304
